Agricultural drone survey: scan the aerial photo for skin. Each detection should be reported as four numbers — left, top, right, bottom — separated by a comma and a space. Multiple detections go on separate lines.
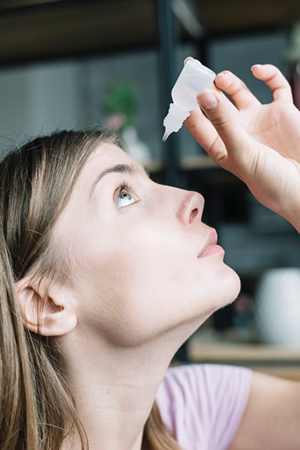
18, 143, 239, 450
17, 63, 300, 449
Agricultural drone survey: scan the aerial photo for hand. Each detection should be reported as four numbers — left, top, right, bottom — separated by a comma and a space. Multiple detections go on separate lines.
184, 64, 300, 232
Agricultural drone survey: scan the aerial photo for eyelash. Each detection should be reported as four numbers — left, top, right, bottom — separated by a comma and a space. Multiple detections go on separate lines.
119, 181, 132, 194
117, 181, 135, 206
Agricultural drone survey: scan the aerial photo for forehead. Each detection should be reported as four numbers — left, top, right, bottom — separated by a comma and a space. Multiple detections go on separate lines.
86, 142, 134, 174
72, 142, 144, 198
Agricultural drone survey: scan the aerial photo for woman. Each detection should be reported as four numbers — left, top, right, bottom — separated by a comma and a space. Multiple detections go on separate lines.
0, 63, 299, 450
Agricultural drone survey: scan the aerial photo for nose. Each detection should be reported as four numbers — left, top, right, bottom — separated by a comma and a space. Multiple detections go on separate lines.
176, 191, 205, 226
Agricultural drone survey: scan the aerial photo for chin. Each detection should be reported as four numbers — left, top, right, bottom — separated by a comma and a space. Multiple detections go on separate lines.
222, 264, 241, 305
207, 262, 241, 314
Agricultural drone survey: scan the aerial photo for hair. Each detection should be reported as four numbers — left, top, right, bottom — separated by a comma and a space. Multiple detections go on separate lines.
0, 129, 183, 450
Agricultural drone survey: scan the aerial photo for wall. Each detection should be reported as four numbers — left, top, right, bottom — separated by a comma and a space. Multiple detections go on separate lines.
0, 44, 198, 162
0, 61, 84, 158
0, 32, 290, 164
209, 31, 289, 103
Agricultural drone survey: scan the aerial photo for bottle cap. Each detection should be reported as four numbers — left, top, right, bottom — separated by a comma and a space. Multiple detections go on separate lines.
162, 103, 190, 141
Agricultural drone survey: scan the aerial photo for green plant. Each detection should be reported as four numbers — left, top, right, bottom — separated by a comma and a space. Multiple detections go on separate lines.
104, 81, 137, 128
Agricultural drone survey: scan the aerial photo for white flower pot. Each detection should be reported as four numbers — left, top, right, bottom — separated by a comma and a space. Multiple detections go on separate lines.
255, 268, 300, 347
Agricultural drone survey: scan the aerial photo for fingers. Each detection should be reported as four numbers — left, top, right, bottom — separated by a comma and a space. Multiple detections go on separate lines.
184, 107, 228, 164
196, 89, 257, 173
184, 107, 244, 178
184, 106, 218, 149
251, 64, 293, 103
215, 70, 261, 109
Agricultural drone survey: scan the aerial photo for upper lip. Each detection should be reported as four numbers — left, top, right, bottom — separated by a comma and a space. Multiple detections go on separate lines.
197, 229, 218, 258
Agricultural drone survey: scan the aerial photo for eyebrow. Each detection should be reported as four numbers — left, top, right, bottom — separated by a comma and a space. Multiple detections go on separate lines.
90, 163, 149, 197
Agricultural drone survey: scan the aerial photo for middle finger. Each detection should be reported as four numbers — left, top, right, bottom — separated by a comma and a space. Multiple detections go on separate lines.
215, 70, 261, 110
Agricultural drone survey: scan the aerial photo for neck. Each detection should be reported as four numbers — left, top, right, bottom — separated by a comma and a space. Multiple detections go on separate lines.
59, 324, 195, 450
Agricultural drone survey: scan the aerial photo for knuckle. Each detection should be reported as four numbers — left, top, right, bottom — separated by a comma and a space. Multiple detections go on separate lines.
265, 63, 277, 71
270, 72, 291, 92
210, 138, 226, 163
264, 64, 281, 76
264, 69, 277, 83
212, 113, 232, 131
210, 103, 239, 137
230, 80, 245, 97
265, 65, 284, 82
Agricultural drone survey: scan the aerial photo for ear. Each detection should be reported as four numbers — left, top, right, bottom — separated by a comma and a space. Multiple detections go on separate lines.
15, 277, 77, 336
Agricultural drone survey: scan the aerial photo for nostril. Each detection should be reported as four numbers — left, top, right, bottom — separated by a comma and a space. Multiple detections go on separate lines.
189, 208, 198, 223
176, 190, 204, 226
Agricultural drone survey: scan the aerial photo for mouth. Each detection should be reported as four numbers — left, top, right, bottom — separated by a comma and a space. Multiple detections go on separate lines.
197, 229, 224, 258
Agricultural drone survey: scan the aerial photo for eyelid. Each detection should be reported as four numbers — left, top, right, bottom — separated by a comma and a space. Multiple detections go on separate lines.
115, 180, 136, 208
118, 181, 132, 195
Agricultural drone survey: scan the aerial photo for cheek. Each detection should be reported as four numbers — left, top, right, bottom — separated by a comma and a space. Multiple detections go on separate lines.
71, 222, 192, 345
70, 219, 240, 347
97, 230, 240, 345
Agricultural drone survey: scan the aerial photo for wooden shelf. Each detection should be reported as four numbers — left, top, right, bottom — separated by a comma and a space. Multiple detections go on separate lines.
188, 342, 300, 363
187, 329, 300, 380
0, 0, 157, 65
145, 155, 217, 174
1, 0, 300, 65
196, 0, 300, 34
181, 155, 218, 170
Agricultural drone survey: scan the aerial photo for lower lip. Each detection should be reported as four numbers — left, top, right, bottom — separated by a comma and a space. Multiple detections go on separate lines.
198, 244, 225, 258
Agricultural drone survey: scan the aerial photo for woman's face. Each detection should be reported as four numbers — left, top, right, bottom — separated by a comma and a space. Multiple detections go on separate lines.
55, 143, 240, 346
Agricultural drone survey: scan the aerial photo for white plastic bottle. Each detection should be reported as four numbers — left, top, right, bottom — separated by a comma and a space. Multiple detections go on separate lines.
162, 59, 216, 141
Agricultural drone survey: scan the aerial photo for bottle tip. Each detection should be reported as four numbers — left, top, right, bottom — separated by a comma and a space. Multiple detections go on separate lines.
162, 128, 170, 142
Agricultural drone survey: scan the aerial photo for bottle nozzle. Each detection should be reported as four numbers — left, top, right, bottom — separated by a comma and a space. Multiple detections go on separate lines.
162, 128, 172, 142
162, 103, 190, 143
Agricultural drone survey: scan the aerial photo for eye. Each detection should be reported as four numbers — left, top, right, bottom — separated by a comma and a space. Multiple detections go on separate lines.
116, 183, 136, 208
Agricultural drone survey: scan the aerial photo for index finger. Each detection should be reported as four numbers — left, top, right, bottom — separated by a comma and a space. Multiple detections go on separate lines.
184, 107, 221, 154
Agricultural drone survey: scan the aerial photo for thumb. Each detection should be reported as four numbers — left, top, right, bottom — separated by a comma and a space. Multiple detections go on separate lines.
197, 89, 256, 172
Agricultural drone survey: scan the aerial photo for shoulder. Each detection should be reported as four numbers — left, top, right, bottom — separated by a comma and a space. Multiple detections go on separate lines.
156, 364, 252, 450
157, 363, 252, 404
228, 371, 300, 450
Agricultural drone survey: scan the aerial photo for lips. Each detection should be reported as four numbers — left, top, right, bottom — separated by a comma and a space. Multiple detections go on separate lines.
197, 229, 219, 258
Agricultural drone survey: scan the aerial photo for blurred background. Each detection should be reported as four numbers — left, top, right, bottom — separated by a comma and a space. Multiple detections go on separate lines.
1, 0, 300, 378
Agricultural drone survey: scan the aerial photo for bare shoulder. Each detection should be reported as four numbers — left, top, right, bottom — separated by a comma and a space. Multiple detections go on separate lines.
228, 371, 300, 450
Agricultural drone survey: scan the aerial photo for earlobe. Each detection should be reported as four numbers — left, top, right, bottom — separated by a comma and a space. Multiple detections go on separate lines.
15, 278, 77, 337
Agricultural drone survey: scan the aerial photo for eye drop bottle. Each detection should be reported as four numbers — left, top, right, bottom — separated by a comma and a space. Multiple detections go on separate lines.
162, 59, 216, 141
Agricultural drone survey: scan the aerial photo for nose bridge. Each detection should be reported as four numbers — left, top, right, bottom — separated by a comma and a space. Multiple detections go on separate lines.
175, 189, 204, 226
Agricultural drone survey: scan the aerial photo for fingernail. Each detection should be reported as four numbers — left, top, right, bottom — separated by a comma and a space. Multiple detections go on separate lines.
216, 71, 228, 80
251, 64, 262, 71
197, 89, 218, 110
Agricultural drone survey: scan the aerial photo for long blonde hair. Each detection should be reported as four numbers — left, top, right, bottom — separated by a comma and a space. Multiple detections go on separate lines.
0, 129, 183, 450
